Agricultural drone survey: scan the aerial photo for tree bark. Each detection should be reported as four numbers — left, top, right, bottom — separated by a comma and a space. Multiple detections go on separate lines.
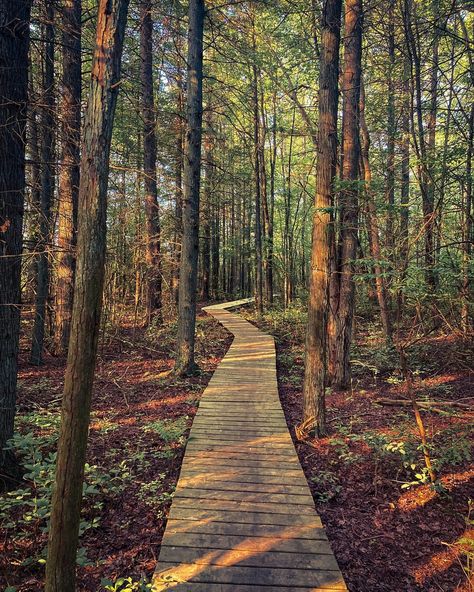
172, 74, 184, 306
200, 119, 214, 301
30, 0, 55, 365
302, 0, 342, 437
328, 0, 362, 389
0, 0, 31, 484
140, 0, 162, 325
251, 24, 264, 315
175, 0, 205, 375
385, 0, 396, 261
397, 56, 411, 325
53, 0, 81, 355
45, 0, 129, 588
461, 98, 473, 333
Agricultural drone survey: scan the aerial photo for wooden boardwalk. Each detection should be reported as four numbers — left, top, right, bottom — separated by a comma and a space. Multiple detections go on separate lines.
152, 300, 347, 591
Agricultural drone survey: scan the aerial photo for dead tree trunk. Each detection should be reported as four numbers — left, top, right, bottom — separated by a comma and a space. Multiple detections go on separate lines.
45, 0, 129, 588
175, 0, 205, 375
30, 0, 55, 365
53, 0, 81, 355
140, 0, 162, 325
302, 0, 342, 438
0, 0, 31, 484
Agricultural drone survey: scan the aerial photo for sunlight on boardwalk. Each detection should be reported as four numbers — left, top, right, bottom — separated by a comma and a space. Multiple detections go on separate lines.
152, 299, 347, 591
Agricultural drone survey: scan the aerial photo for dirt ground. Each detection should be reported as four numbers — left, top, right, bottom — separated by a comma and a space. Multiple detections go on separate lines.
246, 308, 474, 592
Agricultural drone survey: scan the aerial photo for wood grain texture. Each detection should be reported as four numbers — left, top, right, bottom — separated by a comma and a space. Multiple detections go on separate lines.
153, 299, 347, 591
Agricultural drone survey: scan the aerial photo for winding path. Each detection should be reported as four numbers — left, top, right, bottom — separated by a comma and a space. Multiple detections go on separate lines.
152, 299, 347, 591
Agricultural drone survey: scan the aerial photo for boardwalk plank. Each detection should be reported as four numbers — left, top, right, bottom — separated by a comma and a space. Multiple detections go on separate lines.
152, 300, 347, 591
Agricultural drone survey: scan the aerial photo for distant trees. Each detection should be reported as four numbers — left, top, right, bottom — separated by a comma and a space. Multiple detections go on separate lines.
0, 0, 31, 484
45, 0, 130, 588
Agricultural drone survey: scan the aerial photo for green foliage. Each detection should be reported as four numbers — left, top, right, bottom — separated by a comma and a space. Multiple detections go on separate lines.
143, 417, 188, 443
310, 470, 342, 503
101, 576, 152, 591
0, 425, 131, 566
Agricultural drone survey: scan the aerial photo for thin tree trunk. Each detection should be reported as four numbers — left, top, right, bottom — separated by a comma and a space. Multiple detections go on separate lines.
461, 102, 473, 333
251, 22, 264, 315
211, 192, 220, 298
45, 0, 129, 587
53, 0, 81, 355
328, 0, 362, 389
175, 0, 205, 375
140, 0, 162, 325
425, 0, 440, 290
360, 78, 392, 341
385, 0, 396, 261
397, 56, 411, 326
30, 0, 55, 365
200, 115, 213, 301
0, 0, 31, 484
302, 0, 342, 438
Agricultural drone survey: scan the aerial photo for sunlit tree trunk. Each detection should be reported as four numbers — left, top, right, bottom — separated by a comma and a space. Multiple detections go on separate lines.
175, 0, 205, 375
53, 0, 81, 355
140, 0, 162, 325
0, 0, 31, 484
45, 0, 129, 587
328, 0, 362, 389
302, 0, 342, 437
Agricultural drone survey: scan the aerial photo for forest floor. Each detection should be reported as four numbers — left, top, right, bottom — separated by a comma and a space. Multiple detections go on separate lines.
1, 305, 232, 592
242, 304, 474, 592
3, 302, 473, 592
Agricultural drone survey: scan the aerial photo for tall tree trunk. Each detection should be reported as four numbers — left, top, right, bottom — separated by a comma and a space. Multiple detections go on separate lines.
424, 0, 440, 291
252, 34, 264, 315
175, 0, 205, 375
45, 0, 129, 588
405, 0, 438, 293
360, 78, 392, 341
258, 80, 273, 305
53, 0, 81, 355
461, 103, 473, 334
140, 0, 162, 325
328, 0, 362, 389
460, 17, 473, 333
172, 73, 184, 306
397, 56, 411, 326
302, 0, 342, 438
211, 192, 220, 298
385, 0, 395, 261
200, 117, 214, 301
0, 0, 31, 484
30, 0, 55, 365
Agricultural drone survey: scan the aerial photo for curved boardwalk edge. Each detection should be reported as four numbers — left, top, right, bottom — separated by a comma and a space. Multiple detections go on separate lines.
152, 300, 348, 591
